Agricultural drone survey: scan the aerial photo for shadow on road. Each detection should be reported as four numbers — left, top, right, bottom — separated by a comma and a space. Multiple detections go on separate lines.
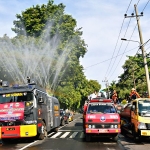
74, 122, 83, 126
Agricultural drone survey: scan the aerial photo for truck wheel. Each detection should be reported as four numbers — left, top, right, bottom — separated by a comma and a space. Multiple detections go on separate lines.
61, 120, 65, 126
112, 134, 118, 142
66, 119, 69, 124
37, 121, 47, 140
85, 134, 91, 142
132, 128, 139, 142
54, 127, 59, 133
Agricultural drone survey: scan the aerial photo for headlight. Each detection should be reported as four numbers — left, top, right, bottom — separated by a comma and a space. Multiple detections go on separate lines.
92, 125, 95, 128
138, 122, 147, 129
110, 125, 118, 128
25, 120, 37, 124
88, 125, 91, 128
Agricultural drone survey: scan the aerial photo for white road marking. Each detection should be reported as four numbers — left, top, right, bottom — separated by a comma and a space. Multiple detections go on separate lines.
60, 132, 70, 138
50, 132, 62, 138
19, 141, 38, 150
59, 130, 83, 132
69, 132, 78, 138
47, 132, 55, 137
103, 143, 116, 144
79, 132, 84, 138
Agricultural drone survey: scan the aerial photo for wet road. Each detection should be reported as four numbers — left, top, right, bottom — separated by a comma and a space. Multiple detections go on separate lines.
0, 114, 150, 150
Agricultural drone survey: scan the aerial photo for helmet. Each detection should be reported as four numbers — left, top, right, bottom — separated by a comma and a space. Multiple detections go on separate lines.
131, 88, 135, 91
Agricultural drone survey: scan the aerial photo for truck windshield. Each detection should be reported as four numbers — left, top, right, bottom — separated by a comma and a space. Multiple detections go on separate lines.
138, 100, 150, 115
87, 103, 116, 114
0, 92, 34, 104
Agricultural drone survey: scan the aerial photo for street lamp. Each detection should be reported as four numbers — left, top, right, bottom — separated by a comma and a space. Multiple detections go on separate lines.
121, 38, 150, 97
121, 38, 140, 45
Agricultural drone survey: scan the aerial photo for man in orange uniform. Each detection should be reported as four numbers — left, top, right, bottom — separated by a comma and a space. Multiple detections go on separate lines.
130, 88, 140, 100
112, 90, 118, 108
112, 90, 118, 103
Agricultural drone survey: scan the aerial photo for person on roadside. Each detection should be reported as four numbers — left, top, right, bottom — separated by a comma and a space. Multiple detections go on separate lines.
130, 88, 140, 100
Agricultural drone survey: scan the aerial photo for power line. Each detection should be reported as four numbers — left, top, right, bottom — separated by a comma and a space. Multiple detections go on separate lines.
142, 0, 150, 12
104, 0, 133, 78
108, 24, 137, 81
109, 0, 150, 83
106, 18, 132, 78
107, 0, 146, 82
106, 0, 142, 79
84, 46, 138, 70
117, 48, 141, 85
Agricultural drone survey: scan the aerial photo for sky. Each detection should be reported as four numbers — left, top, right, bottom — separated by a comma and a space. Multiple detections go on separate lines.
0, 0, 150, 89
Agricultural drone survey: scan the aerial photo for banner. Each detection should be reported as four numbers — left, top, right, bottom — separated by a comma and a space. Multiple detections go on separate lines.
0, 102, 25, 121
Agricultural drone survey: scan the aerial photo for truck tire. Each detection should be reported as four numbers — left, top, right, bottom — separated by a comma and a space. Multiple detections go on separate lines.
37, 121, 47, 140
132, 128, 139, 142
54, 127, 59, 133
85, 134, 91, 142
112, 134, 118, 142
66, 119, 69, 124
61, 120, 65, 126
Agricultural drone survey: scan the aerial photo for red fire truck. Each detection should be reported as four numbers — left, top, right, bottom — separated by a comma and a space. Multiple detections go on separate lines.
83, 97, 121, 141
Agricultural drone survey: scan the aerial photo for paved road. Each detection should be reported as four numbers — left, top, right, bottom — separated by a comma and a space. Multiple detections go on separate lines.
0, 114, 150, 150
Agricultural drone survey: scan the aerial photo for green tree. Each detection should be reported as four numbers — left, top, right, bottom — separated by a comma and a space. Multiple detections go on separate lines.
11, 0, 90, 110
111, 54, 150, 98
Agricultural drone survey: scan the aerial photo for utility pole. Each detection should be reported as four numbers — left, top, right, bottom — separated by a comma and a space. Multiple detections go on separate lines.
132, 68, 136, 90
102, 77, 110, 99
124, 4, 150, 97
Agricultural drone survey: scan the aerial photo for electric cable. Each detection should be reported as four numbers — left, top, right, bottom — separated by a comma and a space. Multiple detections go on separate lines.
105, 0, 140, 79
84, 46, 138, 70
104, 0, 133, 77
142, 0, 150, 11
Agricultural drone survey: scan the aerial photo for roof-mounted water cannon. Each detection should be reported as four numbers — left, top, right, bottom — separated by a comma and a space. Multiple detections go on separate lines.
0, 80, 2, 86
2, 81, 9, 87
28, 80, 36, 85
27, 76, 30, 84
27, 77, 36, 85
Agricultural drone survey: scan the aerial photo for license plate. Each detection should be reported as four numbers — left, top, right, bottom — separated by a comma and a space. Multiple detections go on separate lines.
6, 128, 15, 131
99, 129, 107, 133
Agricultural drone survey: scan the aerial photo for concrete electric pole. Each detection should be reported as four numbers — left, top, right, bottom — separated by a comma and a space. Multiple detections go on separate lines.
124, 4, 150, 97
102, 77, 110, 99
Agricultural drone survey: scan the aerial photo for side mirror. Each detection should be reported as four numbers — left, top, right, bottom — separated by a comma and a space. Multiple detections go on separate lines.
117, 110, 121, 114
38, 97, 44, 103
116, 105, 124, 112
131, 105, 135, 111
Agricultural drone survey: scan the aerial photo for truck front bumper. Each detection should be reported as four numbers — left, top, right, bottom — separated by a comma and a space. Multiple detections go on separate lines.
86, 128, 121, 134
0, 125, 37, 138
140, 130, 150, 136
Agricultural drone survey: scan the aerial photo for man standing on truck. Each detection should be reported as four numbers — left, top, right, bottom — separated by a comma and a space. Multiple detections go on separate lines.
112, 90, 118, 104
89, 91, 97, 100
130, 88, 140, 100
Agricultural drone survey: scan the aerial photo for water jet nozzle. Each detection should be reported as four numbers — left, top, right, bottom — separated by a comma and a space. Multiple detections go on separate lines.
0, 80, 2, 86
27, 77, 30, 83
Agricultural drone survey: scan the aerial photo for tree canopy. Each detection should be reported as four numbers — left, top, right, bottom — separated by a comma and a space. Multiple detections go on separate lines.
7, 0, 101, 110
109, 53, 150, 99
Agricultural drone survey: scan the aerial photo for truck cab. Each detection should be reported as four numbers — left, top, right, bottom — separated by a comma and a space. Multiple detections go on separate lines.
83, 97, 121, 141
120, 98, 150, 141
